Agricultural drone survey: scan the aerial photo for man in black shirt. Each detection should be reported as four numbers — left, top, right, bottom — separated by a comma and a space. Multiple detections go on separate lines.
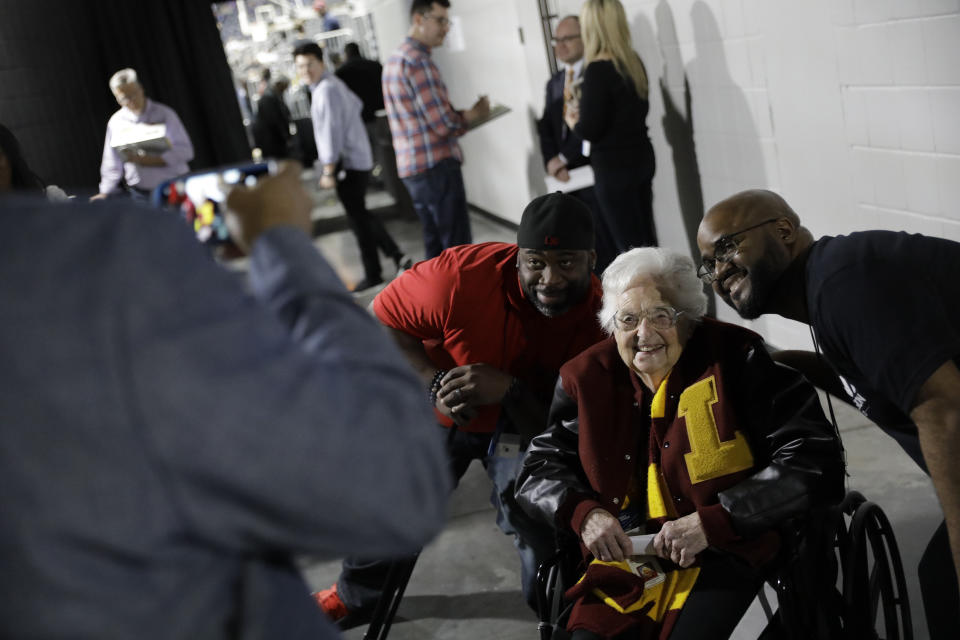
252, 68, 291, 160
335, 42, 414, 218
697, 188, 960, 639
335, 43, 384, 124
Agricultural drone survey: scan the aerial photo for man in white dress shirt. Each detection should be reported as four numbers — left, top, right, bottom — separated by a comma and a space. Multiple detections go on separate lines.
92, 68, 193, 201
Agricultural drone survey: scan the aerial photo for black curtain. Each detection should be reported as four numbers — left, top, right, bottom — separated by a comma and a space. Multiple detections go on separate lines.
0, 0, 249, 192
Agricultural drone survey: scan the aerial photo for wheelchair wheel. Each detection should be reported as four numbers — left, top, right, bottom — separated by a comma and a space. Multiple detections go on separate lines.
536, 553, 562, 640
535, 540, 580, 640
837, 491, 913, 640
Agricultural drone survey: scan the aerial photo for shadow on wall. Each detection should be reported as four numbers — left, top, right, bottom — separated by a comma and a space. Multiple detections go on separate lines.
632, 4, 715, 316
688, 0, 767, 201
654, 1, 704, 271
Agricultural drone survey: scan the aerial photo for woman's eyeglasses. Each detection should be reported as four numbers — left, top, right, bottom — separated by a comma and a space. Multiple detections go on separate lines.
614, 307, 681, 331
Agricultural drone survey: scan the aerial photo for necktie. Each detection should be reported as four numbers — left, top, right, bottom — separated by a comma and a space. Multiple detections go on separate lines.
562, 67, 574, 119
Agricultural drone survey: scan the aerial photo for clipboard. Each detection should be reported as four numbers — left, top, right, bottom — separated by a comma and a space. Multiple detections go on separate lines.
110, 123, 171, 154
465, 103, 511, 131
544, 164, 595, 193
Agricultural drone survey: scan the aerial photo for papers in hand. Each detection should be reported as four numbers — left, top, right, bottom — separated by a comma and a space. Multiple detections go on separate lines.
545, 164, 595, 194
630, 533, 656, 556
111, 123, 171, 154
465, 103, 511, 131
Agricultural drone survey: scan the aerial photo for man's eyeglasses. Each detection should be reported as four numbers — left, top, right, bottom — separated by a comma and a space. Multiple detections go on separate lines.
697, 218, 779, 283
614, 307, 682, 332
551, 34, 581, 45
423, 13, 451, 27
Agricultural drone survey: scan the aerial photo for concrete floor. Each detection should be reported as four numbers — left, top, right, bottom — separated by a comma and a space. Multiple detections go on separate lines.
297, 179, 942, 640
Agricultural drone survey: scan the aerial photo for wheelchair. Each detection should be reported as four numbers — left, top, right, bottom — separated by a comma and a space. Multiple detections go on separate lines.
534, 490, 912, 640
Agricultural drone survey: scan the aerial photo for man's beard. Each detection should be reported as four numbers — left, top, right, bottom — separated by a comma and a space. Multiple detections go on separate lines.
725, 264, 776, 320
524, 277, 591, 318
732, 290, 764, 320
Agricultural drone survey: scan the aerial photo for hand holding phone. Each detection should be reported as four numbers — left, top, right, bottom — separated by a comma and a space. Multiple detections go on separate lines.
224, 162, 314, 253
155, 161, 278, 246
154, 160, 312, 253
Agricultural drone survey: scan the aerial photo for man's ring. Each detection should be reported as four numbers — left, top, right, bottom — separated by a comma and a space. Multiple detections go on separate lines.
456, 388, 463, 401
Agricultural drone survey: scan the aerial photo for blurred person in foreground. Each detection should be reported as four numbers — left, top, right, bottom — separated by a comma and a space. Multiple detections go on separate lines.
516, 246, 844, 639
0, 163, 450, 639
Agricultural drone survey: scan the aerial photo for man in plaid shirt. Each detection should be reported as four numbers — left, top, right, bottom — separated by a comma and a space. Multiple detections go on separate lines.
382, 0, 490, 259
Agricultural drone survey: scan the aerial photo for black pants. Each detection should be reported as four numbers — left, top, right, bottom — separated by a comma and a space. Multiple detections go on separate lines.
335, 169, 401, 281
570, 552, 762, 640
568, 185, 615, 276
919, 520, 959, 639
368, 119, 416, 219
592, 163, 657, 261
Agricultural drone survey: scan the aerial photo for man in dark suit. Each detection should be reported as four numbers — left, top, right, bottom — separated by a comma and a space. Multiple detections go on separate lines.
252, 68, 292, 159
537, 16, 611, 272
335, 42, 384, 124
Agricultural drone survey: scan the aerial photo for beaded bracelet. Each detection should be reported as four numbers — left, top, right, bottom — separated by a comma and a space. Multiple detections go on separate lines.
428, 369, 447, 406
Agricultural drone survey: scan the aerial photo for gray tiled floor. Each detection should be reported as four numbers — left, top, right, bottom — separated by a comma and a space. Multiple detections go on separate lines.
299, 181, 941, 640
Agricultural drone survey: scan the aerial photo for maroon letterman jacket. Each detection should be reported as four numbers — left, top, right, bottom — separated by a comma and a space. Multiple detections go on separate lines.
516, 318, 844, 637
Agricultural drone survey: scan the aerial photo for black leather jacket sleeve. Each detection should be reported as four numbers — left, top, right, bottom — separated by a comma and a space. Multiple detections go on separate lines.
515, 377, 596, 530
718, 343, 846, 537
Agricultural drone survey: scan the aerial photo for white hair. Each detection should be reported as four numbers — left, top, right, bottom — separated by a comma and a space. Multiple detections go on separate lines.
598, 247, 708, 334
109, 68, 139, 90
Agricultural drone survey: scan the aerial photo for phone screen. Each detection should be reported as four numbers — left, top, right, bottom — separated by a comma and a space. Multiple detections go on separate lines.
154, 161, 275, 245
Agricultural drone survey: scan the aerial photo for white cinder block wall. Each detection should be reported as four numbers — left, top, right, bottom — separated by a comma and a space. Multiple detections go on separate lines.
369, 0, 960, 349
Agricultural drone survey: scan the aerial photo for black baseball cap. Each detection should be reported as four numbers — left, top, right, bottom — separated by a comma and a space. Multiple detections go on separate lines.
517, 192, 595, 251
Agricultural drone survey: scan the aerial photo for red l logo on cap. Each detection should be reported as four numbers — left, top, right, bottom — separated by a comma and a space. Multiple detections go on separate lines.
544, 235, 560, 246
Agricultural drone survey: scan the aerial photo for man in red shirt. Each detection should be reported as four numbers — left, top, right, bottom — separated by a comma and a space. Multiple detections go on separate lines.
315, 192, 608, 624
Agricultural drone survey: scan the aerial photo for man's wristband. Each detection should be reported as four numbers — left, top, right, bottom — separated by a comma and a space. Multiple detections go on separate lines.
428, 369, 447, 406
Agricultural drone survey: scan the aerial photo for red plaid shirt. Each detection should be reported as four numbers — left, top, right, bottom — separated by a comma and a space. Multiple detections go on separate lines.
382, 37, 466, 178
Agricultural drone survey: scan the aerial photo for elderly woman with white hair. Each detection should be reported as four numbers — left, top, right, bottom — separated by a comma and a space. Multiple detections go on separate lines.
516, 247, 844, 639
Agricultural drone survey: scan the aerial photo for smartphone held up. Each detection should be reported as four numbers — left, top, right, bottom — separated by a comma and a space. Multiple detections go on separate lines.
153, 161, 277, 247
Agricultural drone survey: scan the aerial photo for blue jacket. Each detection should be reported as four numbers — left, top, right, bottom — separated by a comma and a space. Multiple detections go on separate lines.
0, 196, 450, 638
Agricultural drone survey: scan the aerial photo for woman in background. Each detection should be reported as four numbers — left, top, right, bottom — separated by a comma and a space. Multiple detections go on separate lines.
0, 124, 67, 199
566, 0, 656, 273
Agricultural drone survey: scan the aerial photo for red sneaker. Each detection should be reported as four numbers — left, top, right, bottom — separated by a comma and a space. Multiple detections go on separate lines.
313, 583, 349, 622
